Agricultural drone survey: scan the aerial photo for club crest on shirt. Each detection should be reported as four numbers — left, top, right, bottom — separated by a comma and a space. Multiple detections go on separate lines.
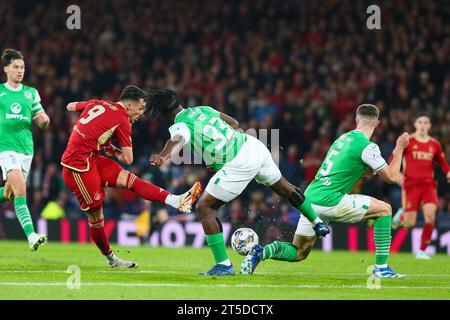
24, 91, 32, 100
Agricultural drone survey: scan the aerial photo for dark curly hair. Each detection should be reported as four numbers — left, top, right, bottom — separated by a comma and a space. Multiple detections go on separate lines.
145, 89, 185, 116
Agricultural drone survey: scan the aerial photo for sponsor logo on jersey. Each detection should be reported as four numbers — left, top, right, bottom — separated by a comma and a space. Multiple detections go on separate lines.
24, 91, 32, 100
5, 103, 28, 120
10, 103, 22, 114
412, 151, 433, 160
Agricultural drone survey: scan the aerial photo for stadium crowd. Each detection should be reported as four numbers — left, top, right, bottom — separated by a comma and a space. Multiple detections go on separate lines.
0, 0, 448, 233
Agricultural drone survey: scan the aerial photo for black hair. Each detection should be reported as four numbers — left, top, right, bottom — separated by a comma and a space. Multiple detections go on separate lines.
146, 89, 185, 116
415, 111, 431, 121
2, 49, 24, 66
119, 85, 147, 102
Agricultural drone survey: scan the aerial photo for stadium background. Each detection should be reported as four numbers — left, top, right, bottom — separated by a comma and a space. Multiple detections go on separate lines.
0, 0, 448, 253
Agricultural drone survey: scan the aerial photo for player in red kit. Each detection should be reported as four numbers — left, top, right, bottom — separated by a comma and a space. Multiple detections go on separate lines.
61, 86, 201, 268
392, 112, 450, 259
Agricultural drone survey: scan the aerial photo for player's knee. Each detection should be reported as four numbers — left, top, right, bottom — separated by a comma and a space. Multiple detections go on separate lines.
116, 170, 130, 188
195, 200, 209, 216
288, 187, 305, 208
296, 245, 312, 262
86, 205, 103, 224
381, 202, 392, 216
11, 186, 26, 198
402, 217, 417, 229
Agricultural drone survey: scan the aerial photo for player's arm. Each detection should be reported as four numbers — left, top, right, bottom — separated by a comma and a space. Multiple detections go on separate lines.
387, 148, 405, 186
33, 110, 50, 129
31, 90, 50, 129
113, 119, 134, 165
150, 136, 185, 166
150, 122, 190, 167
116, 147, 133, 165
434, 141, 450, 182
66, 101, 89, 112
220, 112, 239, 129
377, 132, 409, 184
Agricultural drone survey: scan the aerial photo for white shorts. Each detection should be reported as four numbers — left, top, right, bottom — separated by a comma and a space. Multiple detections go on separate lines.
295, 194, 372, 236
0, 151, 33, 181
205, 135, 282, 202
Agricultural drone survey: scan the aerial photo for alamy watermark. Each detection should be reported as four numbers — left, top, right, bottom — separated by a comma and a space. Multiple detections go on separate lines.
169, 127, 280, 168
366, 5, 381, 30
366, 265, 381, 289
66, 5, 81, 30
66, 265, 81, 289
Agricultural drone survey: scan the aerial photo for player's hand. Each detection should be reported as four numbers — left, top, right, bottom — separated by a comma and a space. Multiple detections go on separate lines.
150, 154, 164, 166
104, 143, 120, 157
33, 112, 50, 129
396, 132, 409, 149
66, 102, 78, 112
394, 173, 405, 187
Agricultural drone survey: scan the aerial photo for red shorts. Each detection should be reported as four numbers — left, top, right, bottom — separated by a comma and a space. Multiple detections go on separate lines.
403, 182, 438, 212
62, 156, 124, 211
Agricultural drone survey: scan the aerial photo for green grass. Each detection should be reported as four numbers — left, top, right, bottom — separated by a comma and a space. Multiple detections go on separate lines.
0, 240, 449, 300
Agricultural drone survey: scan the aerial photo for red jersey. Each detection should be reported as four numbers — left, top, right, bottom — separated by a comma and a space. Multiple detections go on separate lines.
400, 135, 449, 188
61, 100, 132, 172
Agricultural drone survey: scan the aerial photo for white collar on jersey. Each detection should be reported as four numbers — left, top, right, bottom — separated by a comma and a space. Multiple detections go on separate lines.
4, 82, 23, 92
117, 101, 127, 110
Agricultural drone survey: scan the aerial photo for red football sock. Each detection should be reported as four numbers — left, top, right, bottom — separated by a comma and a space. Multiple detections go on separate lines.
89, 219, 112, 256
420, 223, 434, 251
128, 173, 169, 203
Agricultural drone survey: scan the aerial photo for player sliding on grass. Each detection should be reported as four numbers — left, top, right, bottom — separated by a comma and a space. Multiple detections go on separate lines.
61, 86, 201, 268
146, 89, 330, 276
0, 49, 50, 251
242, 104, 409, 278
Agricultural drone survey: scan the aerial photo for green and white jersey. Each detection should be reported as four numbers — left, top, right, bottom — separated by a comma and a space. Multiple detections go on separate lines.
304, 130, 387, 206
0, 83, 44, 155
169, 106, 247, 171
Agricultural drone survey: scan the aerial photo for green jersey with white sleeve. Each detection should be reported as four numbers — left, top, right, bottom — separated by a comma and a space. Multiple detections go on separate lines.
0, 83, 44, 155
169, 106, 247, 171
304, 130, 387, 206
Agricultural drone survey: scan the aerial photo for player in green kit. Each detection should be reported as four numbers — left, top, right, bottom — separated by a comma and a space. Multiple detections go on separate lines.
146, 89, 330, 276
242, 104, 410, 278
0, 49, 50, 250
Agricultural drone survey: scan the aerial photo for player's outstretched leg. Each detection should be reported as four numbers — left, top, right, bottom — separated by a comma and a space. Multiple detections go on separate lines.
270, 177, 330, 237
241, 235, 316, 274
115, 169, 202, 213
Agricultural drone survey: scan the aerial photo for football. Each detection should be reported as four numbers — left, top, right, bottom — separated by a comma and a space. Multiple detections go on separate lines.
230, 227, 259, 255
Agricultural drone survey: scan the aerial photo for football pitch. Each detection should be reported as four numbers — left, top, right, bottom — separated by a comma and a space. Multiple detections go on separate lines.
0, 241, 449, 300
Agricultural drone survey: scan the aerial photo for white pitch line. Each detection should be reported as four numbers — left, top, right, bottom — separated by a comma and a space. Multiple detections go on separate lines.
0, 282, 449, 290
1, 270, 450, 277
